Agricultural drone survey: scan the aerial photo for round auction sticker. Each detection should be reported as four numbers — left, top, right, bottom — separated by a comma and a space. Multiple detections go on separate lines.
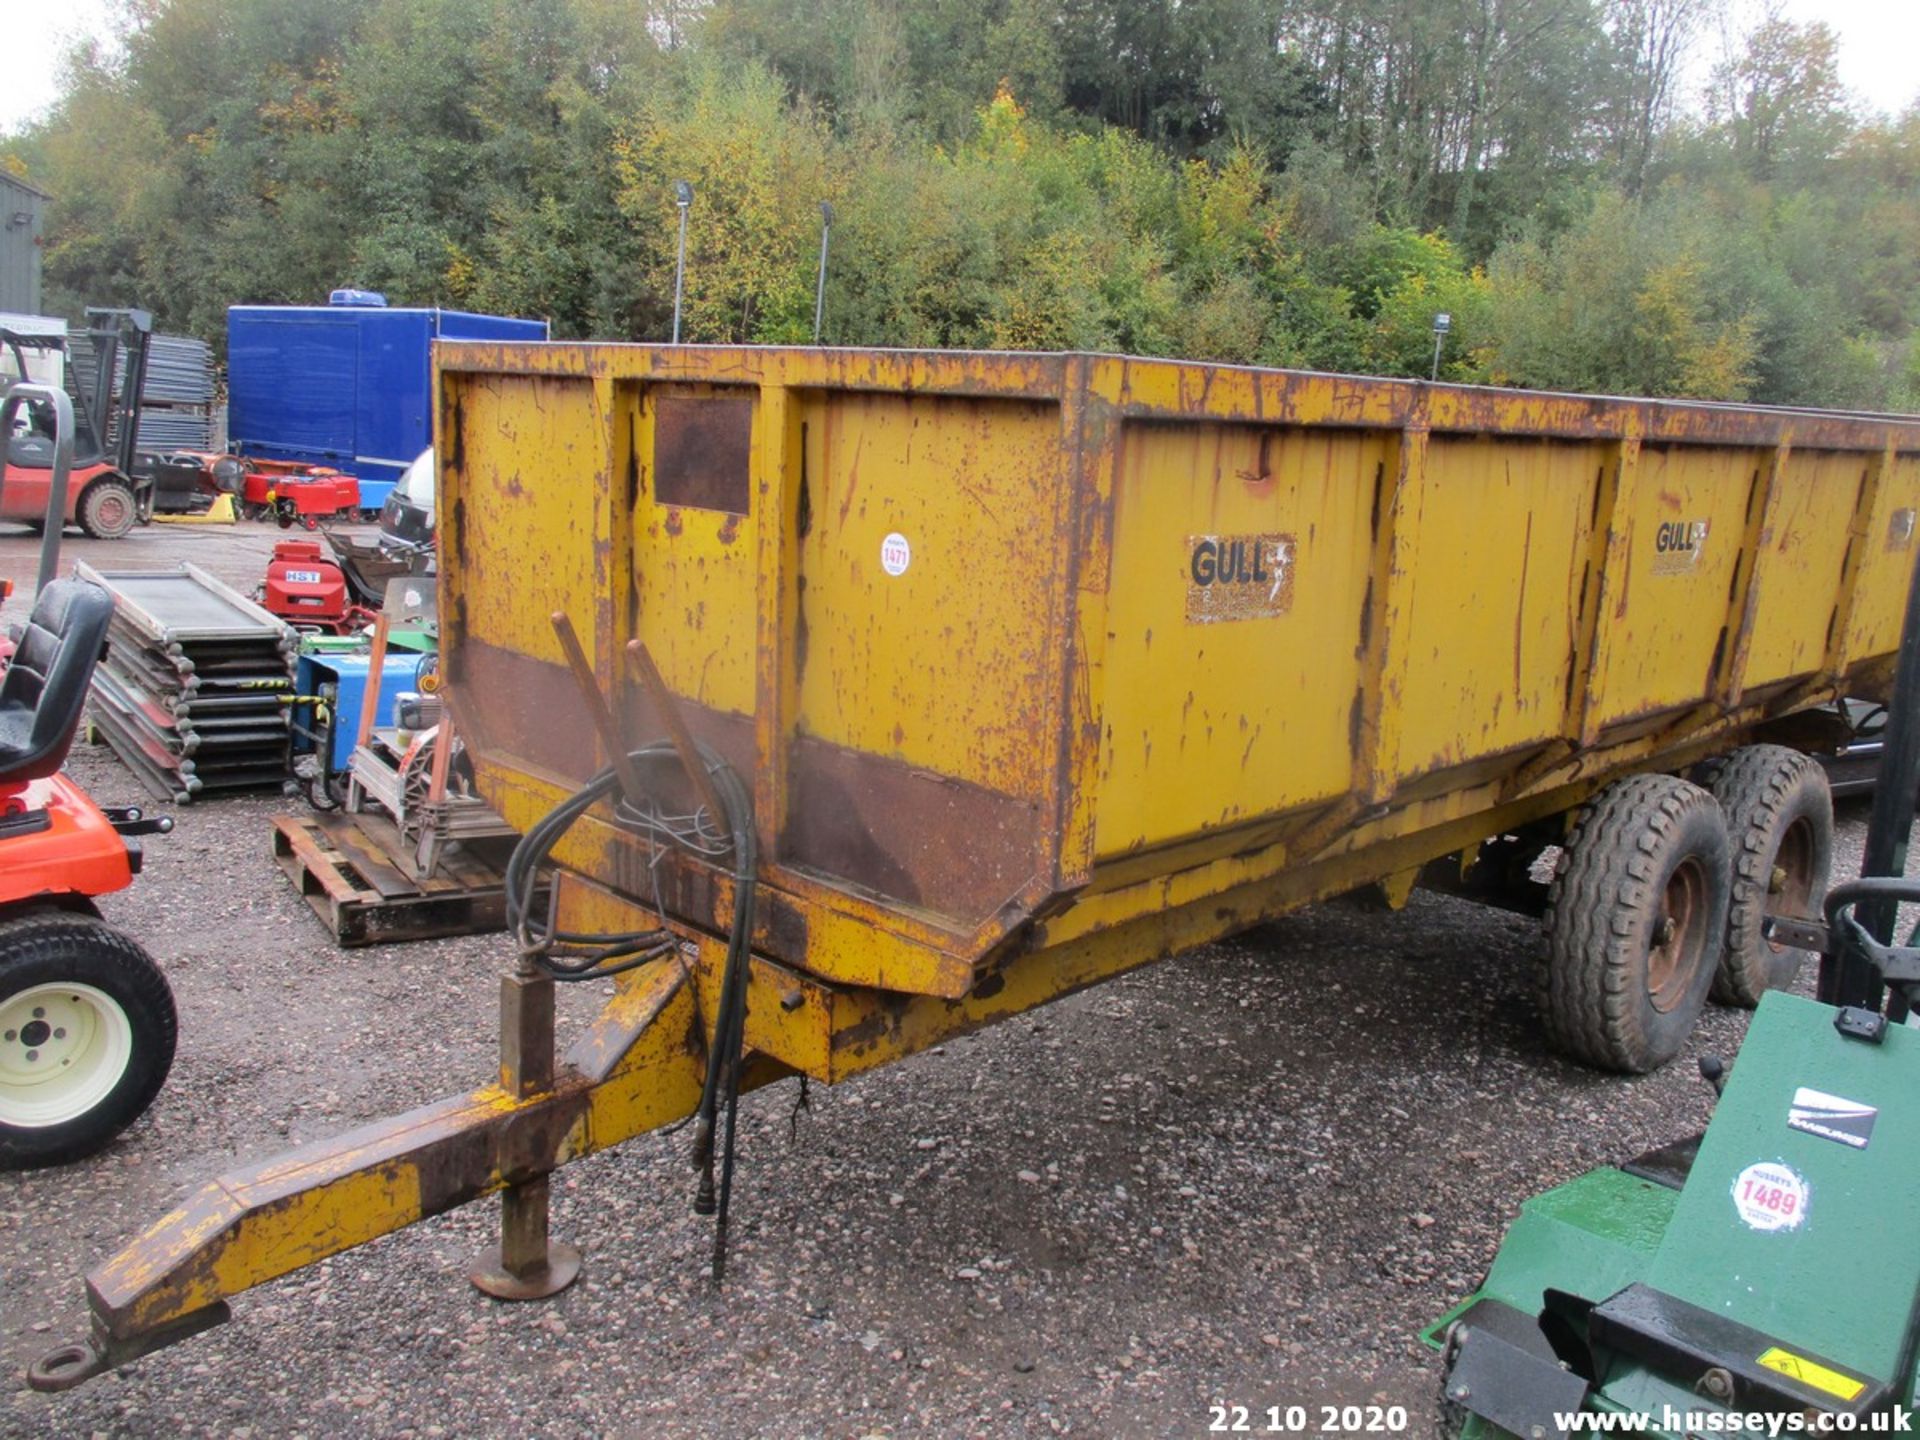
880, 532, 912, 577
1732, 1161, 1809, 1232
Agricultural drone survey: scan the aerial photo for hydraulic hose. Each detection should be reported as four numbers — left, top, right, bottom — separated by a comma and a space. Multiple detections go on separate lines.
501, 740, 757, 1280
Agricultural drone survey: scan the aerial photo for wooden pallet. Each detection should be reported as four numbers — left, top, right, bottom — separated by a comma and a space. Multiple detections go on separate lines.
270, 809, 526, 947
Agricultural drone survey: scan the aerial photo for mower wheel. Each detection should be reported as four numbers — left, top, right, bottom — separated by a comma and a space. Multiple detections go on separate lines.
77, 478, 138, 540
1541, 774, 1730, 1073
0, 914, 176, 1169
1707, 745, 1832, 1007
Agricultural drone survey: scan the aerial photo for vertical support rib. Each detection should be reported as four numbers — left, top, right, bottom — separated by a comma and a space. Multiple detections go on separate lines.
1820, 439, 1896, 688
752, 382, 801, 862
1721, 434, 1791, 707
1574, 433, 1637, 747
1354, 398, 1430, 804
1053, 356, 1120, 890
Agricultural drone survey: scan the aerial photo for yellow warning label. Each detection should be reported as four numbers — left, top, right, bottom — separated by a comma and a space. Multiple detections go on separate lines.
1757, 1346, 1866, 1402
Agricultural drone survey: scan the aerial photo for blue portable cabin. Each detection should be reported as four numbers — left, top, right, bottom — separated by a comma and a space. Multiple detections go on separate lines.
226, 293, 548, 510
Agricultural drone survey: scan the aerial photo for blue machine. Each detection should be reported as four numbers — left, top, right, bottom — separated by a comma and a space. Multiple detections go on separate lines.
292, 643, 436, 773
226, 296, 547, 511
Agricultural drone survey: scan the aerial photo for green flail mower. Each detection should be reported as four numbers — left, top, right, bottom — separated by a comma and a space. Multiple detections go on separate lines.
1428, 566, 1920, 1437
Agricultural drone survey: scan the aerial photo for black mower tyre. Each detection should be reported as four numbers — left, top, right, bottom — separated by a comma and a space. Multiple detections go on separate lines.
77, 478, 138, 540
1707, 745, 1833, 1007
1541, 774, 1730, 1073
0, 914, 176, 1169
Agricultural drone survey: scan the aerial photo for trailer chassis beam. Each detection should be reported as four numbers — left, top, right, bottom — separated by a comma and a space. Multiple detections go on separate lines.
29, 959, 705, 1392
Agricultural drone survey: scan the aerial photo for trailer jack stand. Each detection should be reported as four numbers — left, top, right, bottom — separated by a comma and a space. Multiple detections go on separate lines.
468, 966, 581, 1301
26, 957, 708, 1392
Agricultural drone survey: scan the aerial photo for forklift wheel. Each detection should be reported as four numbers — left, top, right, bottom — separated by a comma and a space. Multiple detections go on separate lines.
0, 914, 176, 1169
77, 479, 138, 540
1707, 745, 1833, 1007
1541, 774, 1731, 1073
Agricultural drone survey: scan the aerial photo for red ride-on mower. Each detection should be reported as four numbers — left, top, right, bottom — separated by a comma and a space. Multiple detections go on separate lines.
0, 383, 176, 1169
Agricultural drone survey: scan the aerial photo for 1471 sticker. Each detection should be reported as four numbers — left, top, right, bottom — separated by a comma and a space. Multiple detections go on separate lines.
1732, 1161, 1808, 1232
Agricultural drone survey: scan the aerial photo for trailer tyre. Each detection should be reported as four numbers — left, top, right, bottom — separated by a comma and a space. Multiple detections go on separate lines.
77, 478, 138, 540
1542, 774, 1730, 1073
0, 914, 176, 1169
1706, 745, 1832, 1007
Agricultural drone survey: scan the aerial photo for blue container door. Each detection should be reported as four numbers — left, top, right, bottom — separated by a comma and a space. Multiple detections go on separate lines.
352, 311, 433, 511
228, 312, 359, 468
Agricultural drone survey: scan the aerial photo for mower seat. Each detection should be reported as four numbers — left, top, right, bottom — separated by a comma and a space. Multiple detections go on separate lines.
0, 578, 114, 785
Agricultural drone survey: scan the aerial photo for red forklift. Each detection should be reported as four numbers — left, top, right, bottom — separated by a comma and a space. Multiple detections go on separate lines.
0, 309, 157, 540
0, 381, 175, 1168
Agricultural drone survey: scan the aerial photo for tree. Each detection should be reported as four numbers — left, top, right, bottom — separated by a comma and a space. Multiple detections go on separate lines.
1710, 12, 1849, 181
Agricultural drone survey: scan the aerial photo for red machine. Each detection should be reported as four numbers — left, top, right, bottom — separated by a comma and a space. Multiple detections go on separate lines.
239, 461, 361, 529
0, 383, 176, 1169
261, 539, 373, 633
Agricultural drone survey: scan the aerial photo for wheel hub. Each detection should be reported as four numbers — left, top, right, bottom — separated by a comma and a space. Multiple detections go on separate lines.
0, 983, 134, 1128
1647, 858, 1706, 1013
1766, 819, 1817, 955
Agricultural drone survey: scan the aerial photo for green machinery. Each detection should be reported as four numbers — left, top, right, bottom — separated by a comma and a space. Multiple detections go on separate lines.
1429, 567, 1920, 1437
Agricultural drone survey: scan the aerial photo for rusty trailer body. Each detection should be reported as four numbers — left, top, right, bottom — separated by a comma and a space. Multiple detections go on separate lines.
30, 347, 1920, 1389
440, 346, 1920, 1018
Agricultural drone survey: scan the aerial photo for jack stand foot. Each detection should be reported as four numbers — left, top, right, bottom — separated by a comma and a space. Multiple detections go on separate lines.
468, 1239, 582, 1301
468, 1174, 580, 1301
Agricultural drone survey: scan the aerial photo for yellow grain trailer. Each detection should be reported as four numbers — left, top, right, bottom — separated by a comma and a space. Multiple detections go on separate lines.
28, 347, 1920, 1388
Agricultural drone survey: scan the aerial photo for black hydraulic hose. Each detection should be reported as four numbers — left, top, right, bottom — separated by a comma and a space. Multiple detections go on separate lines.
501, 740, 758, 1280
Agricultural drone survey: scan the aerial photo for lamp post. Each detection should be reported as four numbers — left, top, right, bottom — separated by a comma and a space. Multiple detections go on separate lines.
1430, 311, 1451, 382
671, 181, 694, 345
813, 202, 834, 345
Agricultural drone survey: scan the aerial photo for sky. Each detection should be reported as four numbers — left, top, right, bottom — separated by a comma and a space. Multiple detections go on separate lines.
1, 0, 1916, 135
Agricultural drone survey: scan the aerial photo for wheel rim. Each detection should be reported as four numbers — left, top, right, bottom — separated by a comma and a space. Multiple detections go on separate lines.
92, 490, 130, 533
0, 982, 135, 1128
1767, 818, 1816, 955
1648, 857, 1708, 1012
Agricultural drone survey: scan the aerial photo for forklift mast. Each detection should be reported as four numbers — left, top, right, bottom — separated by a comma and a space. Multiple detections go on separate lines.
78, 308, 154, 477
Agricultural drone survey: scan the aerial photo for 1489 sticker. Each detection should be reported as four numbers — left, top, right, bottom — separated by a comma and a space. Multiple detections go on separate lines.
1732, 1160, 1808, 1232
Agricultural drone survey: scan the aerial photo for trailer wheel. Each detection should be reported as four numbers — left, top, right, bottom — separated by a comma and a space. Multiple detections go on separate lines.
77, 478, 138, 540
0, 914, 176, 1169
1541, 774, 1730, 1073
1706, 745, 1832, 1007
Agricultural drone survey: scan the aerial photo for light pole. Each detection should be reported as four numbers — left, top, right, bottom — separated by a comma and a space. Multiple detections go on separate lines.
813, 201, 834, 345
671, 180, 694, 345
1430, 311, 1451, 382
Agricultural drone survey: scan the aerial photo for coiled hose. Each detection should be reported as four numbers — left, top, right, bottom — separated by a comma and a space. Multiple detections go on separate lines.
501, 740, 757, 1281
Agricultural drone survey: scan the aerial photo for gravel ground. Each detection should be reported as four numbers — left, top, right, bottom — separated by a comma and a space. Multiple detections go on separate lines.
0, 520, 1904, 1439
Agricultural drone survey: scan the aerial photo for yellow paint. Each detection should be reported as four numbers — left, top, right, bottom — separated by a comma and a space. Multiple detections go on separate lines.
1756, 1346, 1866, 1402
435, 344, 1920, 1004
1395, 437, 1607, 776
1096, 421, 1390, 853
1845, 456, 1920, 662
634, 382, 760, 716
791, 390, 1064, 800
72, 345, 1920, 1367
441, 373, 605, 671
1592, 445, 1760, 728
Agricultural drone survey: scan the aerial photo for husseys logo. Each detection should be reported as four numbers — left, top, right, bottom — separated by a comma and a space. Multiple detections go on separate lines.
1186, 533, 1295, 623
1651, 517, 1709, 576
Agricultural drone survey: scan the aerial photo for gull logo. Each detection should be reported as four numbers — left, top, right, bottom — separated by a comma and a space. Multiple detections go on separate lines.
1650, 517, 1710, 575
1787, 1086, 1876, 1150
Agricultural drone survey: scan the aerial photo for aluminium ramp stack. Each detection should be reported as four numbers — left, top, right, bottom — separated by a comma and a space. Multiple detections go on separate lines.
78, 562, 297, 802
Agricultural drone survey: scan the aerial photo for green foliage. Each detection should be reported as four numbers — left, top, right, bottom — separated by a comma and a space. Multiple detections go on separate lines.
3, 0, 1915, 411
